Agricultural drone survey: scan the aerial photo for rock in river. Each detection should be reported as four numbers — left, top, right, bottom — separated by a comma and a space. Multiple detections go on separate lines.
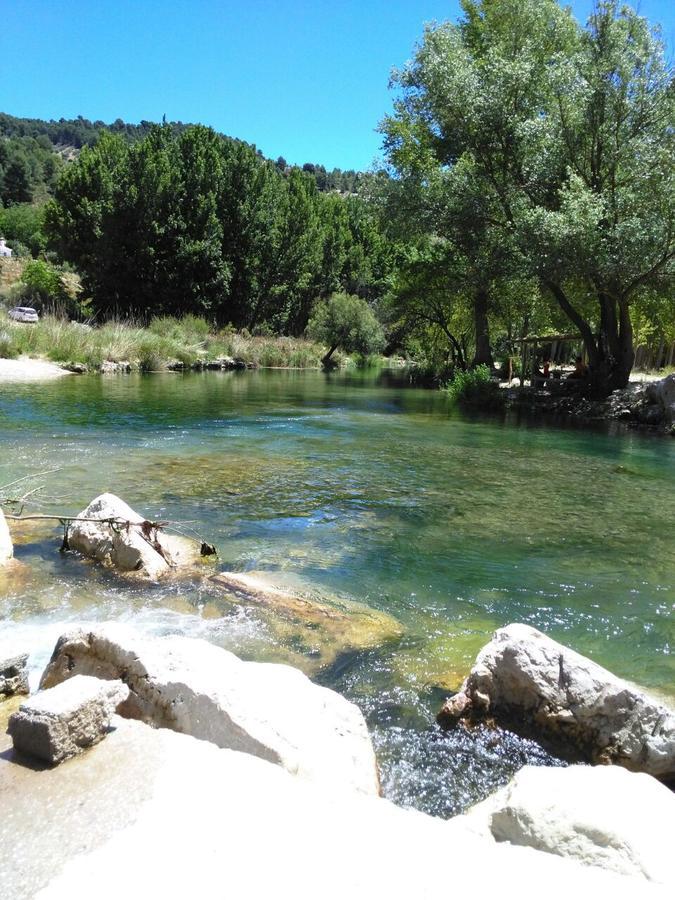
68, 492, 200, 579
0, 507, 13, 566
438, 623, 675, 780
40, 623, 380, 794
210, 570, 403, 672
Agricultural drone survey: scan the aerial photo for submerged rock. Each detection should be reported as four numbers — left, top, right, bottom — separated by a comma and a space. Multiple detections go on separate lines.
40, 623, 380, 794
0, 717, 666, 900
438, 623, 675, 780
0, 651, 29, 698
68, 492, 200, 579
0, 508, 13, 565
461, 765, 675, 886
8, 675, 128, 764
210, 570, 404, 672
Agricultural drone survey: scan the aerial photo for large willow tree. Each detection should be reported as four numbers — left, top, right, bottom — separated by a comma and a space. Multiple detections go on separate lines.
382, 0, 674, 395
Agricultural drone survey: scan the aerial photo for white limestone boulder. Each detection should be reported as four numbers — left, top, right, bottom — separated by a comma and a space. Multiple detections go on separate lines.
7, 675, 129, 764
67, 492, 198, 579
438, 623, 675, 779
39, 623, 380, 794
464, 765, 675, 886
0, 508, 13, 566
0, 650, 29, 698
0, 717, 668, 900
646, 373, 675, 423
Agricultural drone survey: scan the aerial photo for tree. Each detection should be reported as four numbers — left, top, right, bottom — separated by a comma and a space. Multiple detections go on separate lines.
382, 0, 675, 395
44, 125, 395, 330
385, 243, 471, 372
306, 292, 385, 365
45, 127, 229, 318
0, 204, 47, 256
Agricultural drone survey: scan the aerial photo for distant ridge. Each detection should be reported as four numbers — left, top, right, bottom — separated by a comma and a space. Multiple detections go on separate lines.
0, 112, 364, 194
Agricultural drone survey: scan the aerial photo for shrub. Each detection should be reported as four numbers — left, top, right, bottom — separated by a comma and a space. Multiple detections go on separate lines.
0, 328, 18, 359
148, 314, 210, 345
446, 365, 502, 407
21, 260, 63, 303
306, 293, 385, 366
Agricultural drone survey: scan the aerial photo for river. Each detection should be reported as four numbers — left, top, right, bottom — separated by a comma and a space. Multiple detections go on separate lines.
1, 369, 673, 816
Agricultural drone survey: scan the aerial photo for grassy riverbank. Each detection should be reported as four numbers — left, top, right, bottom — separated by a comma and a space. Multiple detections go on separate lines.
0, 312, 344, 371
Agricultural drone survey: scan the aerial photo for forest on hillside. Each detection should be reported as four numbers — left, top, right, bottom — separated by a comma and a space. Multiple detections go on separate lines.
1, 0, 674, 396
0, 112, 365, 201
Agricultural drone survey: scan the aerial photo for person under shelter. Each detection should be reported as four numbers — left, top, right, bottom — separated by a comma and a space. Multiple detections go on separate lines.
566, 355, 588, 380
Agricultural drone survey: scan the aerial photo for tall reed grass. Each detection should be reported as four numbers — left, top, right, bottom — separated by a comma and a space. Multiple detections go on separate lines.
0, 312, 337, 371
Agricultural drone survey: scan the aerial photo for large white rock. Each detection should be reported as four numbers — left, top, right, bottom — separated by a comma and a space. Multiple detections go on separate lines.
465, 765, 675, 885
0, 508, 13, 566
438, 623, 675, 779
0, 717, 667, 900
646, 373, 675, 423
67, 492, 197, 579
40, 623, 380, 795
7, 675, 129, 764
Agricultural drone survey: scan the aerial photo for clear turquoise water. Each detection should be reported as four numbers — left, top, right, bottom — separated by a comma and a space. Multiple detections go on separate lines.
1, 369, 673, 815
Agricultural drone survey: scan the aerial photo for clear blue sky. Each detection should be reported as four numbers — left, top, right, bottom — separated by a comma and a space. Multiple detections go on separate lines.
1, 1, 672, 171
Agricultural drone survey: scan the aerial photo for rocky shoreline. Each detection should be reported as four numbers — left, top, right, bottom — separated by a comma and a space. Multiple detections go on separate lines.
2, 622, 674, 896
66, 355, 258, 375
504, 373, 675, 435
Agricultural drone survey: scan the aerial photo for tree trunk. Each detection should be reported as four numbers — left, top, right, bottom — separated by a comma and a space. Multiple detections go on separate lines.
471, 287, 494, 369
588, 297, 634, 395
322, 344, 339, 368
544, 280, 634, 398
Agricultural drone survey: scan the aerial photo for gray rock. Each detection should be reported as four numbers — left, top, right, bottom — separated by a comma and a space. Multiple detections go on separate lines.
438, 623, 675, 779
40, 623, 381, 794
0, 651, 29, 698
0, 508, 13, 566
464, 765, 675, 886
7, 675, 129, 764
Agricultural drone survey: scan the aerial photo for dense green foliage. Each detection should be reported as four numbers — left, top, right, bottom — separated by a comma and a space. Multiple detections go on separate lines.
0, 112, 369, 197
0, 204, 48, 256
306, 292, 386, 364
0, 257, 85, 318
381, 0, 675, 395
0, 112, 193, 149
446, 364, 502, 407
3, 0, 674, 392
44, 126, 392, 331
0, 134, 62, 206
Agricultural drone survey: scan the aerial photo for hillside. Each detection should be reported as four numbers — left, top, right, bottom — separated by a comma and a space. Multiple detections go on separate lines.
0, 112, 365, 202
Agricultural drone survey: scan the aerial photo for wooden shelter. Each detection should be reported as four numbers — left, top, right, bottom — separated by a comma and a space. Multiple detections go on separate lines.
514, 333, 583, 386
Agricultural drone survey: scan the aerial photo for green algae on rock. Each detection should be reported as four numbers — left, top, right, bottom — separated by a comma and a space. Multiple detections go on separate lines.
210, 571, 404, 672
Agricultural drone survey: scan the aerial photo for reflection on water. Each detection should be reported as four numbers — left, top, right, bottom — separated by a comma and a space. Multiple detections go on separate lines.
1, 369, 674, 816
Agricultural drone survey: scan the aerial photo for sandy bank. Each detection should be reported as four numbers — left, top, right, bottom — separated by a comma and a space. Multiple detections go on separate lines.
0, 357, 72, 381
